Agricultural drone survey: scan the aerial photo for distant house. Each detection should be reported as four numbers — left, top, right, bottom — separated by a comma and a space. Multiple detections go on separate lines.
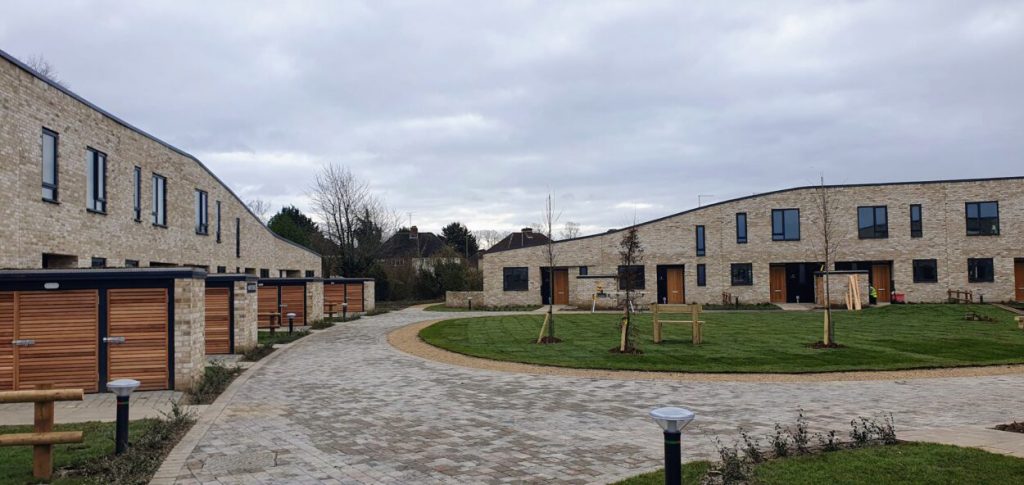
379, 226, 453, 271
483, 228, 552, 254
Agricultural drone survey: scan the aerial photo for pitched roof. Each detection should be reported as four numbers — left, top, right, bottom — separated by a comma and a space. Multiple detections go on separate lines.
379, 229, 449, 259
484, 229, 551, 254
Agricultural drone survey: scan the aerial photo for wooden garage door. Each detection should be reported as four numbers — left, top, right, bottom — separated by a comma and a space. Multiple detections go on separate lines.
107, 288, 168, 391
280, 285, 305, 324
345, 284, 364, 312
324, 284, 345, 306
0, 293, 15, 391
15, 290, 99, 392
205, 287, 231, 355
257, 285, 278, 328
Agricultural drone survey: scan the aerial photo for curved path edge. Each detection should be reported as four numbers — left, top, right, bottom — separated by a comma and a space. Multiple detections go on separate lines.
390, 318, 1024, 383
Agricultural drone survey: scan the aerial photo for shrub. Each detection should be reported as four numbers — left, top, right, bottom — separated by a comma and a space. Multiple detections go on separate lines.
769, 423, 790, 457
310, 319, 334, 329
366, 308, 390, 316
243, 343, 274, 361
789, 410, 811, 454
189, 362, 243, 404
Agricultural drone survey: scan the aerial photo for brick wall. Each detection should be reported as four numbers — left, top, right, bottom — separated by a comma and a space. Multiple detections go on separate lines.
363, 281, 376, 312
445, 291, 485, 308
306, 281, 324, 323
173, 277, 205, 391
233, 279, 258, 352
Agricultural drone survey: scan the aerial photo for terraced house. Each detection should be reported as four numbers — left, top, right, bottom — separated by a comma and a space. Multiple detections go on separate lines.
480, 177, 1024, 307
0, 48, 320, 276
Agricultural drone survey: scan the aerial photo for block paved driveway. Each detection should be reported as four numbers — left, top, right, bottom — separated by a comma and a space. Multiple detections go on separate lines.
177, 308, 1024, 484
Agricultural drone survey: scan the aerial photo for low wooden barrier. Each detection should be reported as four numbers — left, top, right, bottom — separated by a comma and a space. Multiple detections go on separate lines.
948, 289, 974, 303
0, 386, 85, 480
652, 303, 704, 345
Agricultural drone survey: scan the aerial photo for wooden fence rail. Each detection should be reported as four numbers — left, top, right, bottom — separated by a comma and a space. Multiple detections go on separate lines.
0, 386, 84, 480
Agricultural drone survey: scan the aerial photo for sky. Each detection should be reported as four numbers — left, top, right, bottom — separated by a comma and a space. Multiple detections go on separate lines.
2, 1, 1022, 239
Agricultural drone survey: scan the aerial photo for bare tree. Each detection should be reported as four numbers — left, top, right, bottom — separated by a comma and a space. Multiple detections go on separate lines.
813, 175, 842, 346
539, 192, 562, 344
309, 164, 399, 271
617, 223, 644, 353
246, 198, 273, 223
473, 229, 510, 251
24, 55, 67, 87
560, 221, 581, 240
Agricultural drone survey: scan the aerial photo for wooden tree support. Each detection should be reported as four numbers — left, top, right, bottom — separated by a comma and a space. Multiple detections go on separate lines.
536, 313, 551, 344
0, 385, 84, 480
620, 316, 629, 352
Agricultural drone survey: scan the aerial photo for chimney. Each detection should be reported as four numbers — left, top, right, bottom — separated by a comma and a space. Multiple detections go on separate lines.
521, 227, 533, 233
409, 226, 419, 239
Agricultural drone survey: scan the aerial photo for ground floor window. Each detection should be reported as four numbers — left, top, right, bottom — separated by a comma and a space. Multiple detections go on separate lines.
503, 267, 529, 291
91, 257, 107, 268
730, 263, 753, 286
696, 264, 706, 286
578, 266, 588, 276
912, 259, 938, 283
260, 269, 270, 278
124, 259, 139, 268
618, 265, 645, 290
305, 270, 315, 277
967, 258, 994, 283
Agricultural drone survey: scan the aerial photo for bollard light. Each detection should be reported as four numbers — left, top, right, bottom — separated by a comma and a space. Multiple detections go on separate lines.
107, 379, 141, 455
468, 296, 473, 311
650, 407, 695, 485
286, 312, 296, 334
342, 301, 348, 321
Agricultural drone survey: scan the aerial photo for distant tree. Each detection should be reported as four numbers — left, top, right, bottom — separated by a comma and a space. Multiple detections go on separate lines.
268, 206, 318, 249
24, 55, 67, 87
247, 199, 273, 223
473, 229, 510, 251
617, 223, 644, 353
441, 222, 479, 257
560, 221, 581, 240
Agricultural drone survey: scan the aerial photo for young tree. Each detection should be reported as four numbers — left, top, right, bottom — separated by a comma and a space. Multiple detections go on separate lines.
539, 193, 561, 344
813, 176, 842, 346
441, 222, 479, 257
560, 221, 581, 240
617, 224, 644, 353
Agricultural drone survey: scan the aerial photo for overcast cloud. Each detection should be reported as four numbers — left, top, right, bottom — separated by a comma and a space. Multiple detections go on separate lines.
2, 1, 1022, 237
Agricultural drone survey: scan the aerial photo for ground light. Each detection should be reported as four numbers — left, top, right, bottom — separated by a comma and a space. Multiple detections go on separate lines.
286, 312, 296, 333
107, 378, 141, 454
650, 406, 695, 484
342, 301, 348, 321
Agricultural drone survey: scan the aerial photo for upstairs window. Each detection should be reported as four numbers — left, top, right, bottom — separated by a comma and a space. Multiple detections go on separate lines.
152, 174, 167, 226
216, 201, 222, 242
132, 167, 142, 221
736, 213, 747, 244
695, 225, 706, 256
260, 269, 270, 278
696, 264, 707, 287
41, 129, 59, 202
909, 204, 922, 238
912, 259, 937, 283
965, 202, 999, 236
771, 209, 800, 241
618, 265, 646, 290
502, 267, 528, 291
86, 148, 107, 213
730, 263, 753, 286
967, 258, 994, 283
235, 217, 241, 258
857, 206, 888, 239
195, 189, 209, 234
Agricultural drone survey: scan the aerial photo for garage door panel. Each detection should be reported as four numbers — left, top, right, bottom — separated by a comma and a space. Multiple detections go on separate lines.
345, 284, 364, 312
0, 293, 12, 391
205, 288, 231, 355
257, 286, 278, 328
14, 290, 98, 392
280, 286, 305, 324
108, 288, 168, 391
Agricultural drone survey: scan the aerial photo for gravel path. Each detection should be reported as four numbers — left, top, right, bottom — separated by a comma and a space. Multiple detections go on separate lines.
174, 307, 1024, 484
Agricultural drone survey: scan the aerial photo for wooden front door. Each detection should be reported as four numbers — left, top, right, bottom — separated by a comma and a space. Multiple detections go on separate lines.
769, 266, 787, 303
280, 285, 305, 324
665, 267, 685, 304
204, 287, 232, 355
872, 264, 892, 303
107, 288, 169, 391
553, 270, 569, 305
1015, 261, 1024, 302
5, 290, 99, 392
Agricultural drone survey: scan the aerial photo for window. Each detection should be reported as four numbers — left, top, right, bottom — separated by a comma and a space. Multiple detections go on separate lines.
152, 174, 167, 226
965, 202, 999, 236
235, 218, 241, 258
857, 206, 888, 239
86, 148, 107, 213
912, 259, 937, 283
216, 201, 222, 242
124, 259, 139, 268
260, 269, 270, 278
578, 266, 588, 276
909, 204, 922, 238
695, 225, 706, 256
41, 129, 58, 202
195, 189, 209, 234
736, 213, 747, 244
730, 263, 753, 286
305, 270, 315, 277
132, 167, 142, 221
502, 267, 529, 291
967, 258, 994, 283
217, 266, 227, 273
91, 257, 107, 268
618, 265, 646, 290
771, 209, 800, 241
696, 264, 706, 287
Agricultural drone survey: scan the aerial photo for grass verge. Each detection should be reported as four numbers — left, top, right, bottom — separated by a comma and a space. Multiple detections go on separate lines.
424, 303, 543, 312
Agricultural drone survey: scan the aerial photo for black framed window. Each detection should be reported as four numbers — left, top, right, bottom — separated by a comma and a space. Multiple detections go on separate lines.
965, 202, 999, 236
578, 266, 588, 276
736, 213, 747, 244
132, 167, 142, 221
771, 208, 800, 241
967, 258, 994, 283
216, 201, 222, 242
502, 267, 529, 291
41, 128, 59, 202
618, 265, 646, 290
305, 270, 315, 277
730, 263, 753, 286
696, 263, 706, 287
260, 269, 270, 278
91, 257, 107, 268
695, 225, 706, 256
152, 174, 167, 226
857, 206, 888, 239
235, 217, 241, 258
216, 266, 227, 273
195, 189, 209, 234
909, 204, 922, 238
912, 259, 937, 283
86, 148, 107, 213
124, 259, 139, 268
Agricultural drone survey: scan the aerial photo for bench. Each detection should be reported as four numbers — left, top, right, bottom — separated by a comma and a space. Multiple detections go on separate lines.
652, 303, 704, 345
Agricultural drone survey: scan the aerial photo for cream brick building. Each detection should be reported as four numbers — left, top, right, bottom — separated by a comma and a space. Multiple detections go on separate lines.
481, 178, 1024, 307
0, 48, 320, 275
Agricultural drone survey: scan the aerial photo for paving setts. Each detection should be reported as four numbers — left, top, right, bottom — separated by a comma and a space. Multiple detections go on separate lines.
176, 308, 1024, 484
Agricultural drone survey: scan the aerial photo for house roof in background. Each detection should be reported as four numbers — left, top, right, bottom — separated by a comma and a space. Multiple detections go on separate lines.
379, 229, 449, 259
484, 229, 551, 254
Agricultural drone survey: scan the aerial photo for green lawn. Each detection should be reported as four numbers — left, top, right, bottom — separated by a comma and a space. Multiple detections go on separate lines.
424, 303, 543, 312
419, 304, 1024, 373
616, 443, 1024, 484
0, 420, 156, 484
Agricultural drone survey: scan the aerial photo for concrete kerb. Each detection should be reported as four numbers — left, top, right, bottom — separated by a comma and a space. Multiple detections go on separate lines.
390, 318, 1024, 383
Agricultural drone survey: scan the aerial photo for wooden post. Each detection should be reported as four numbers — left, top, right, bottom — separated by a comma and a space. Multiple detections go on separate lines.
823, 311, 831, 346
652, 304, 662, 344
536, 313, 550, 344
620, 317, 629, 352
33, 384, 53, 480
691, 305, 701, 345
